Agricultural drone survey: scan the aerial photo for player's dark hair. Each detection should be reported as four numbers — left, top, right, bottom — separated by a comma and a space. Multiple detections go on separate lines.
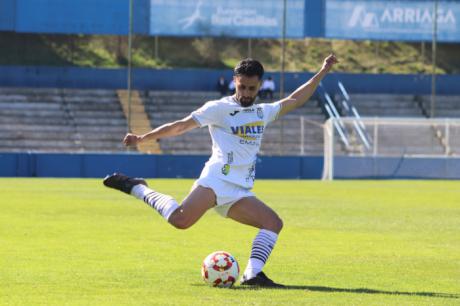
234, 58, 264, 80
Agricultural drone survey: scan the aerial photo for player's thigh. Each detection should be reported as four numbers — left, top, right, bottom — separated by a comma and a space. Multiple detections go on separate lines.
226, 196, 283, 233
168, 185, 216, 229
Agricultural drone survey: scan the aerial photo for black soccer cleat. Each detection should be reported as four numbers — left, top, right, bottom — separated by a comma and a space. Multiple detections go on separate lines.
240, 271, 285, 288
103, 172, 147, 194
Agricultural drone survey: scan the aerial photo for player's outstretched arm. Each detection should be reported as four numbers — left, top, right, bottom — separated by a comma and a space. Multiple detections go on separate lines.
123, 115, 199, 147
277, 54, 338, 117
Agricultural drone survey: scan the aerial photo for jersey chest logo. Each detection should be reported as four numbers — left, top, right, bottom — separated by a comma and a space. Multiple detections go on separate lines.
230, 121, 264, 140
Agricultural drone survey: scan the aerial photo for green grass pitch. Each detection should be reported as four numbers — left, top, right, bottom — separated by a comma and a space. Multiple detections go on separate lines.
1, 178, 459, 305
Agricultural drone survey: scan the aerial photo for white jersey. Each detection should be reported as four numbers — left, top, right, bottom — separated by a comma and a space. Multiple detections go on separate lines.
191, 96, 282, 189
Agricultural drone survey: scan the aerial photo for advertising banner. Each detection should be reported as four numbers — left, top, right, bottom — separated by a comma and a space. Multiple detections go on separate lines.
150, 0, 305, 38
326, 0, 460, 42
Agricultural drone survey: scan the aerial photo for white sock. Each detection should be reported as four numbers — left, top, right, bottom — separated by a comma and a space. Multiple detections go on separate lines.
243, 229, 279, 280
131, 184, 179, 221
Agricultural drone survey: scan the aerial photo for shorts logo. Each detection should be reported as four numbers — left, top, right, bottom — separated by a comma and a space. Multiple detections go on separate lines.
227, 152, 234, 164
222, 164, 230, 175
245, 163, 256, 182
257, 107, 264, 119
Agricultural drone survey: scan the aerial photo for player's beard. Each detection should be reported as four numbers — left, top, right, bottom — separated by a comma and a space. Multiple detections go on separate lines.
236, 95, 256, 107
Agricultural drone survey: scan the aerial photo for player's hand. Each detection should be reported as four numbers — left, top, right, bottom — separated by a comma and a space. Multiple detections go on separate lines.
321, 54, 338, 73
123, 133, 141, 146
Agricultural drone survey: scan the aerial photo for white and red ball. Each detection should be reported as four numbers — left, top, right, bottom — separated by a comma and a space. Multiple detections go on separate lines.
201, 251, 239, 288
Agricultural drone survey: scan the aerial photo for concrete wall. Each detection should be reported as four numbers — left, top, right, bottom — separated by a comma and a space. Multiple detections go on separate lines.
335, 156, 460, 179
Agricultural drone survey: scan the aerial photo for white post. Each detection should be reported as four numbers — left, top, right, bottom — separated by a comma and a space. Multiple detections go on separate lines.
322, 118, 334, 180
445, 119, 450, 156
329, 119, 334, 180
373, 117, 378, 156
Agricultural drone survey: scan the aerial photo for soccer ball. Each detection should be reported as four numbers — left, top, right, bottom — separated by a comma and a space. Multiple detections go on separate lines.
201, 251, 239, 288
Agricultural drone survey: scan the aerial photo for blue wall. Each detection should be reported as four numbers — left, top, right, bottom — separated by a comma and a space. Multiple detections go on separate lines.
1, 0, 150, 34
0, 0, 15, 31
304, 0, 325, 38
1, 66, 460, 95
1, 153, 459, 179
0, 153, 324, 179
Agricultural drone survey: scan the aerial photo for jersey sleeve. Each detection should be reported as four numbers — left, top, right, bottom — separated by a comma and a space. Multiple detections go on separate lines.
261, 101, 282, 124
191, 101, 221, 127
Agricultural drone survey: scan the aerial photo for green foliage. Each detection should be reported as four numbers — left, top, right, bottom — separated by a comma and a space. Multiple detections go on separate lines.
1, 32, 460, 73
1, 179, 459, 305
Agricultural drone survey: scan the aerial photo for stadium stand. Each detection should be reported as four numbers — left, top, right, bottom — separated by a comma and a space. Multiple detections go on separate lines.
419, 95, 460, 118
117, 90, 161, 154
142, 91, 326, 155
346, 94, 424, 117
0, 88, 126, 152
345, 94, 460, 118
0, 88, 326, 155
1, 88, 458, 156
330, 94, 460, 157
142, 91, 217, 155
260, 105, 325, 156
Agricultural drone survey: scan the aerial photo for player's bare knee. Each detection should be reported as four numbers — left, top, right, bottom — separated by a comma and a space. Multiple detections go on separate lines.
169, 213, 193, 230
273, 216, 283, 233
263, 215, 283, 233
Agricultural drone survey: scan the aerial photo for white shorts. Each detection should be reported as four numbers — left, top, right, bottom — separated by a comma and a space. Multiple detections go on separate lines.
192, 176, 254, 217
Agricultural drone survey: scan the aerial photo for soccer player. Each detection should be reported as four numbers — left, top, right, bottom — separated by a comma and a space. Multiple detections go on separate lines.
104, 54, 338, 287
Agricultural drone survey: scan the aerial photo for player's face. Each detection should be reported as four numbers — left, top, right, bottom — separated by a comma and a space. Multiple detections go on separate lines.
233, 75, 261, 107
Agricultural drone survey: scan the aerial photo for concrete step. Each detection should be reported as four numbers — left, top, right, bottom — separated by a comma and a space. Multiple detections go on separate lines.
67, 103, 122, 111
62, 96, 119, 104
0, 116, 70, 125
0, 95, 62, 103
0, 130, 124, 141
73, 117, 126, 125
70, 110, 125, 119
118, 90, 161, 154
0, 109, 67, 117
0, 101, 62, 110
0, 124, 127, 134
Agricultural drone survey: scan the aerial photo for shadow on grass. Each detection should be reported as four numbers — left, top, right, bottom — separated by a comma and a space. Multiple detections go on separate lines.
192, 283, 459, 299
280, 285, 459, 299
